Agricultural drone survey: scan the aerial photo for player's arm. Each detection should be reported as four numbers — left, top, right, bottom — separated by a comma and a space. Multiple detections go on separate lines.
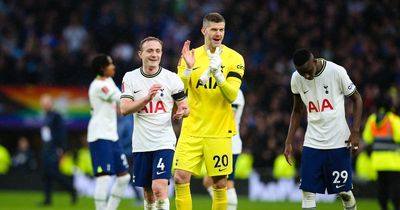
120, 84, 161, 116
348, 90, 363, 152
284, 94, 303, 165
209, 51, 244, 103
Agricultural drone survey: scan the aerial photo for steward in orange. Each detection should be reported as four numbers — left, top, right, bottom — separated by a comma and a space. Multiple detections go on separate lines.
362, 98, 400, 210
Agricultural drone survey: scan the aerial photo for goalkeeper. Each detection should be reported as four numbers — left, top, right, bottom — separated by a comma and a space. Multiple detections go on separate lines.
173, 12, 245, 210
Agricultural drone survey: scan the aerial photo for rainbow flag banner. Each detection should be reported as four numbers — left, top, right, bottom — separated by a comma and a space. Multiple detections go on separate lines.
0, 85, 90, 130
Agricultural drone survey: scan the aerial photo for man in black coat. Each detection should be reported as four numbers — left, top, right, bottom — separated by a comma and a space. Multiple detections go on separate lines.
39, 94, 77, 206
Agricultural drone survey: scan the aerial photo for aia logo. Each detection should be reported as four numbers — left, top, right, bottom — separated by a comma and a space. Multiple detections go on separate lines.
308, 99, 334, 112
141, 100, 166, 113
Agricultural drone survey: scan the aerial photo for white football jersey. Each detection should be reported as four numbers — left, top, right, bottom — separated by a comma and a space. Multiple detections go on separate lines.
291, 59, 356, 149
121, 67, 185, 152
87, 77, 121, 142
232, 89, 245, 154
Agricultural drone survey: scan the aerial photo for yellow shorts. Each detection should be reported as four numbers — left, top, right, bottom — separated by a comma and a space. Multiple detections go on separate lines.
174, 136, 232, 176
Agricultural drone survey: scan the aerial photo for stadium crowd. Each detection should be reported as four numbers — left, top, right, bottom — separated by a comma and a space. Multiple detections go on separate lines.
1, 0, 399, 175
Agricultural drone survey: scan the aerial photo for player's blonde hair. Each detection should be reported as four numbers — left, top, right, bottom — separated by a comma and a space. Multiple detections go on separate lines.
202, 12, 225, 27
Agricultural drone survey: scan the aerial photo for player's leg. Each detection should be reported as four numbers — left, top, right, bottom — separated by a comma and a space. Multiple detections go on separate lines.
89, 140, 114, 210
151, 149, 174, 210
106, 143, 130, 210
94, 175, 111, 210
132, 151, 157, 209
227, 154, 239, 210
205, 137, 232, 210
203, 175, 214, 197
299, 147, 326, 209
327, 147, 356, 210
174, 136, 204, 210
337, 191, 357, 210
302, 191, 316, 210
143, 187, 156, 210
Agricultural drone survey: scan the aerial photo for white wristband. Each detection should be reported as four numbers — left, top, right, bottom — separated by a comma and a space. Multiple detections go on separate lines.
183, 67, 192, 78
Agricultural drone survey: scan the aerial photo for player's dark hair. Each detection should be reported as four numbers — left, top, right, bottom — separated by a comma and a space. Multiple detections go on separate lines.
203, 12, 225, 26
139, 36, 163, 51
293, 48, 312, 66
91, 54, 110, 76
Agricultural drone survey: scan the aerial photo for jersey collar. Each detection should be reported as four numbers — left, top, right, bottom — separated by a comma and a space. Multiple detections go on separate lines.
315, 59, 326, 77
140, 66, 162, 78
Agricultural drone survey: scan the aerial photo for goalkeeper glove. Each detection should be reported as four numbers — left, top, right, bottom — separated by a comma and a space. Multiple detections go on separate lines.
199, 47, 223, 85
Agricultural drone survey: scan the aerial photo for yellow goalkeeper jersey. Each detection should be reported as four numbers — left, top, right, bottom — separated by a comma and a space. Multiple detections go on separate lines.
178, 45, 245, 137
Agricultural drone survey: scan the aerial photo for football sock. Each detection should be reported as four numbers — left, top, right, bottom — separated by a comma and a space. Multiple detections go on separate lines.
212, 187, 227, 210
338, 191, 357, 210
94, 176, 110, 210
155, 198, 170, 210
144, 199, 155, 210
175, 183, 192, 210
207, 186, 214, 198
302, 191, 316, 210
106, 174, 130, 210
227, 188, 238, 210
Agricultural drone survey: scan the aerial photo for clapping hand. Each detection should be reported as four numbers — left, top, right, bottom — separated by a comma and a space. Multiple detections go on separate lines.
199, 47, 223, 85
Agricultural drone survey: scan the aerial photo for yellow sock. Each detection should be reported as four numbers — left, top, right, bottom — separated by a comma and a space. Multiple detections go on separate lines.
212, 187, 227, 210
175, 183, 192, 210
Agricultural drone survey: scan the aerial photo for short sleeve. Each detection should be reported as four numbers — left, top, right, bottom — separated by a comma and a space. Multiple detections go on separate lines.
121, 73, 134, 100
290, 72, 300, 94
337, 67, 356, 96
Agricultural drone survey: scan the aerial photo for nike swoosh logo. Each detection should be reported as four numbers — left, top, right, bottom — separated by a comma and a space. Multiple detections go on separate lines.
156, 171, 166, 175
133, 90, 141, 93
218, 168, 227, 172
192, 67, 200, 71
335, 184, 345, 188
303, 90, 309, 94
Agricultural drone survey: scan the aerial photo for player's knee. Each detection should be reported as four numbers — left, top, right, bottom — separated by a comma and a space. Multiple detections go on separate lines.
116, 173, 130, 186
152, 180, 168, 199
174, 170, 190, 184
212, 175, 227, 189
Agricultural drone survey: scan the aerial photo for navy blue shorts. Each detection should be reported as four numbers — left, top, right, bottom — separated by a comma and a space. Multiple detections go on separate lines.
228, 154, 239, 180
89, 139, 129, 176
300, 146, 352, 194
132, 149, 174, 187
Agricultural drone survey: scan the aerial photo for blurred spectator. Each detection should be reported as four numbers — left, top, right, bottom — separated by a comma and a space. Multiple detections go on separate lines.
362, 96, 400, 210
0, 142, 11, 174
39, 94, 77, 206
11, 136, 37, 172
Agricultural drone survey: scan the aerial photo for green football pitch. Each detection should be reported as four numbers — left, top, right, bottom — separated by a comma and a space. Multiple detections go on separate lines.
0, 190, 380, 210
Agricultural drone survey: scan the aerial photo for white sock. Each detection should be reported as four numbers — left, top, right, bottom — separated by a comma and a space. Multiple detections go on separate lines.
338, 191, 357, 210
155, 198, 170, 210
106, 174, 130, 210
302, 191, 316, 209
207, 186, 214, 198
227, 188, 238, 210
144, 199, 156, 210
95, 176, 111, 210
